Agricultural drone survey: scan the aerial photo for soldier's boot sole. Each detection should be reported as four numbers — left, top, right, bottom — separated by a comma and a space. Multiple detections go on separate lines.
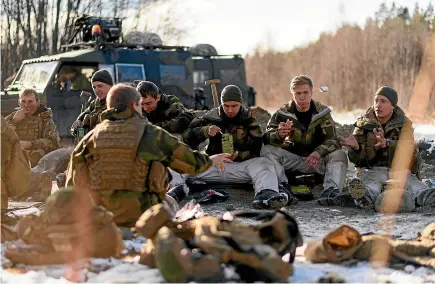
348, 178, 372, 208
348, 178, 366, 200
252, 194, 288, 210
154, 226, 191, 283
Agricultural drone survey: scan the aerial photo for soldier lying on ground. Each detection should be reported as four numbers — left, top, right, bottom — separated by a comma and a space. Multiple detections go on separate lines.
261, 75, 348, 206
137, 81, 195, 135
177, 84, 293, 209
341, 86, 434, 211
70, 69, 114, 138
66, 84, 232, 227
5, 89, 60, 167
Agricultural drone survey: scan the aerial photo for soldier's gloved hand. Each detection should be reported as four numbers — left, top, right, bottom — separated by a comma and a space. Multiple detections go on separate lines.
71, 120, 83, 130
373, 128, 387, 149
306, 151, 321, 168
277, 120, 293, 138
340, 134, 359, 150
12, 109, 27, 123
207, 125, 222, 137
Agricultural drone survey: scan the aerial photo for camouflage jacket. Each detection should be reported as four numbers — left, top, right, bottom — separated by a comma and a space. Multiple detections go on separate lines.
264, 100, 339, 157
348, 106, 419, 173
67, 108, 212, 192
71, 98, 106, 136
1, 116, 30, 209
183, 106, 263, 162
145, 94, 195, 134
5, 105, 60, 154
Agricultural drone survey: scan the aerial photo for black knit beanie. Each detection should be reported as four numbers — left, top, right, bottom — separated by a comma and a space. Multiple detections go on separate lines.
221, 85, 243, 103
91, 70, 114, 86
375, 86, 398, 106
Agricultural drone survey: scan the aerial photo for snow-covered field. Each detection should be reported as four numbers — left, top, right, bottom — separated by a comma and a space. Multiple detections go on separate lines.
2, 240, 435, 283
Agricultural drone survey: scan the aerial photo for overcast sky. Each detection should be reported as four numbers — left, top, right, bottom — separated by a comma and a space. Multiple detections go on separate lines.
144, 0, 433, 55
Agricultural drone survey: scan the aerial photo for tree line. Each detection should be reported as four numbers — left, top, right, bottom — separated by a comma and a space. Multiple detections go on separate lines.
245, 2, 435, 122
0, 0, 186, 86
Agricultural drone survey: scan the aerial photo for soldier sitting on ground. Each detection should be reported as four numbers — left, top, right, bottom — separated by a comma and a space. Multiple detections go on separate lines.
179, 85, 292, 209
66, 84, 231, 227
1, 116, 30, 217
137, 81, 195, 135
5, 89, 60, 167
261, 75, 349, 206
341, 86, 434, 211
70, 69, 114, 138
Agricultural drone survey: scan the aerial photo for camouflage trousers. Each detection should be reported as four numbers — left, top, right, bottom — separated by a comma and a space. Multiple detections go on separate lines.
261, 145, 348, 191
169, 157, 280, 194
357, 167, 430, 207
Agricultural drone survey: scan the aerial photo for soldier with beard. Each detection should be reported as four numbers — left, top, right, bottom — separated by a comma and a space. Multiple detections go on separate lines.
341, 86, 434, 211
70, 70, 114, 137
5, 89, 60, 167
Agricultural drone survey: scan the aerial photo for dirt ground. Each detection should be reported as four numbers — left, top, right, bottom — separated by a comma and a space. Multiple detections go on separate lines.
193, 188, 435, 243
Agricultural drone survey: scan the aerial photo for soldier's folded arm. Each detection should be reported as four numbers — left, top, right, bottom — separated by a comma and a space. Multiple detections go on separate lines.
313, 116, 340, 157
30, 118, 60, 153
138, 125, 212, 175
264, 112, 285, 147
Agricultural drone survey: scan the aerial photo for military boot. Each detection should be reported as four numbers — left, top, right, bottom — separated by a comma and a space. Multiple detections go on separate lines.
167, 184, 188, 203
252, 189, 288, 210
317, 187, 351, 207
347, 177, 373, 209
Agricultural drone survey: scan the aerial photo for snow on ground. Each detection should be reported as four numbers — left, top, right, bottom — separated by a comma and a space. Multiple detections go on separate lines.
2, 241, 435, 283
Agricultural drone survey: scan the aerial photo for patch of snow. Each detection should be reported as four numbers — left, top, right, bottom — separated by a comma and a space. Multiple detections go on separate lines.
291, 261, 435, 283
86, 263, 164, 283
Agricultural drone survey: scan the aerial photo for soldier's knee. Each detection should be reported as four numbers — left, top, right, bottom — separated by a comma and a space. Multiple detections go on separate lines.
326, 150, 348, 165
256, 157, 274, 168
260, 144, 281, 158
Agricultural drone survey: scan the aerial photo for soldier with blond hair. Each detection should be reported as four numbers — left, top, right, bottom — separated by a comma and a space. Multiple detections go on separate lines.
261, 75, 348, 206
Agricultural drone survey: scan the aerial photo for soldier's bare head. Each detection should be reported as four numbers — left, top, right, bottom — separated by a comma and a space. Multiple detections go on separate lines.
107, 84, 142, 114
290, 75, 313, 112
136, 81, 161, 113
19, 89, 40, 116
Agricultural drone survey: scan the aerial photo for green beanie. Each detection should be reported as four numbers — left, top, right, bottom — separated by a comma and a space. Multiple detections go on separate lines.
221, 85, 243, 103
375, 86, 398, 106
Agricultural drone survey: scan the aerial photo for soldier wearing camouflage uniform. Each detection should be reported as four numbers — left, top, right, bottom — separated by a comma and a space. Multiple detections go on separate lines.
181, 85, 290, 209
70, 70, 114, 137
66, 84, 230, 226
341, 86, 434, 211
137, 81, 195, 134
5, 89, 60, 167
1, 116, 30, 213
261, 75, 348, 206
